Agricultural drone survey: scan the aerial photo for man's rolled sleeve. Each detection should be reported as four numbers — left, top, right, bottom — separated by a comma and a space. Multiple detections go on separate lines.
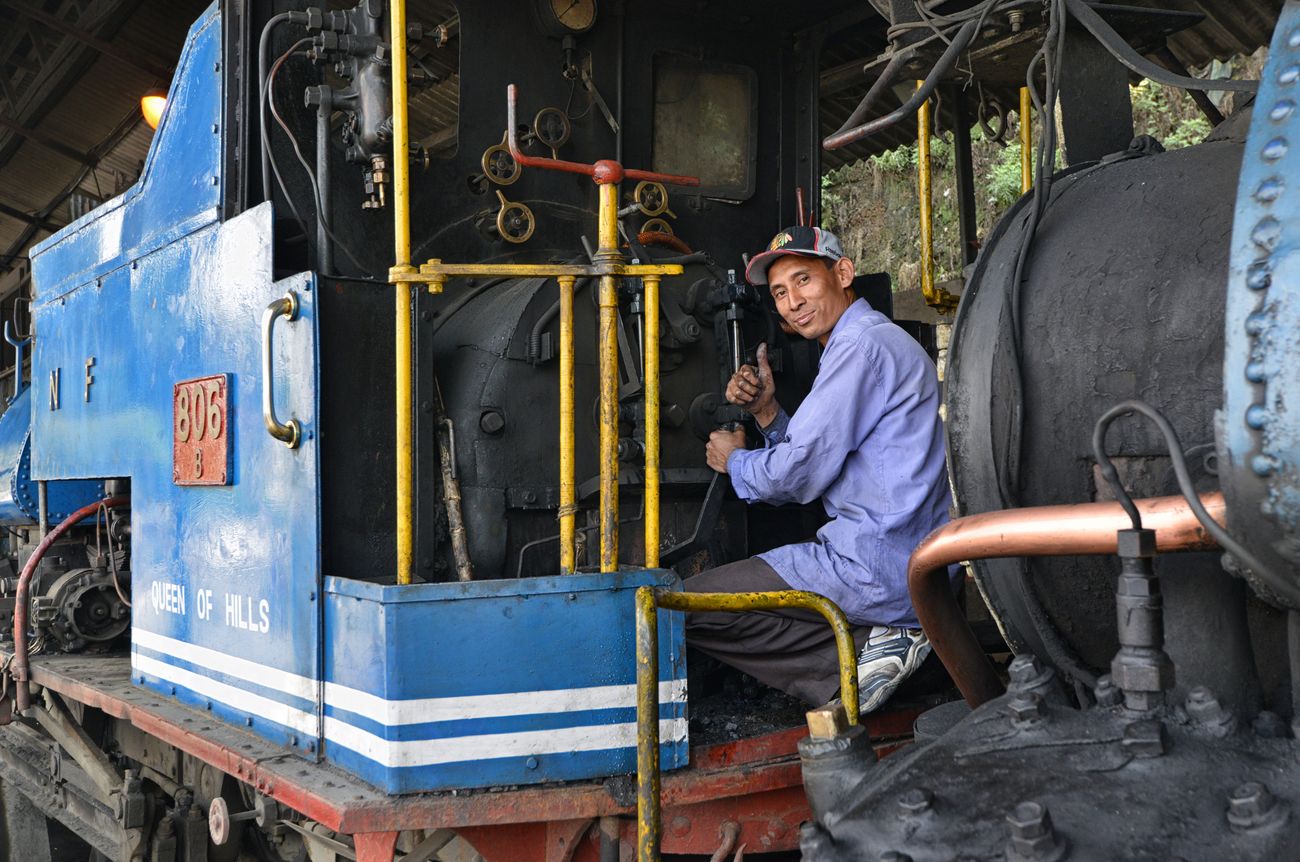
758, 408, 791, 447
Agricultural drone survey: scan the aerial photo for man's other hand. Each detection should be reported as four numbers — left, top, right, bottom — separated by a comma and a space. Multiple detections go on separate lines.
706, 427, 747, 474
725, 343, 778, 427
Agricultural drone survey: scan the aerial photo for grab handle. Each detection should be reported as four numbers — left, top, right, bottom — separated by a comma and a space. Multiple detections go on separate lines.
261, 291, 301, 448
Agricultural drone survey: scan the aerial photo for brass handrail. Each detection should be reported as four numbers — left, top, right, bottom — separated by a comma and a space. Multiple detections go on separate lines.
634, 587, 859, 862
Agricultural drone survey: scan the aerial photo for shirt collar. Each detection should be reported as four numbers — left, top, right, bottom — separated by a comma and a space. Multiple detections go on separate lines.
824, 298, 869, 350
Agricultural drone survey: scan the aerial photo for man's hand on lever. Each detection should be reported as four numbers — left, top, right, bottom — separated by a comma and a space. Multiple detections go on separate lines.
709, 343, 780, 475
725, 342, 779, 428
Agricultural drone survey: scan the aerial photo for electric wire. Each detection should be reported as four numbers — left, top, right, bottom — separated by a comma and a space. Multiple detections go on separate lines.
1092, 400, 1278, 585
265, 42, 368, 274
260, 39, 314, 243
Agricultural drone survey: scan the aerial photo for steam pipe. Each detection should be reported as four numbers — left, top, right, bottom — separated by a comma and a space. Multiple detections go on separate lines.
12, 496, 129, 711
908, 492, 1227, 708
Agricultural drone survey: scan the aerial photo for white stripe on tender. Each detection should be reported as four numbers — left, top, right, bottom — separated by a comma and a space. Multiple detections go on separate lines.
324, 716, 689, 769
323, 678, 687, 726
132, 653, 317, 737
132, 628, 688, 730
133, 629, 316, 701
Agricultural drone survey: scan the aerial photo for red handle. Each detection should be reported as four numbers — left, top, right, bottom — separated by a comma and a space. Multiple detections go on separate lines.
506, 85, 700, 187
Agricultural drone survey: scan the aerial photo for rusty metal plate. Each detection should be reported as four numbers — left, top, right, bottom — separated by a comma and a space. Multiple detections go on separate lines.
173, 374, 230, 486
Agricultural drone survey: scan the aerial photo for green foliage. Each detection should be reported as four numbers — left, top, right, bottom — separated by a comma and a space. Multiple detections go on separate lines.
821, 73, 1232, 290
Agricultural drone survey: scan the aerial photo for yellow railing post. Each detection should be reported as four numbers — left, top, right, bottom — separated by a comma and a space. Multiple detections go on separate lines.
596, 182, 621, 572
390, 0, 415, 585
558, 275, 577, 573
917, 80, 935, 307
1020, 86, 1033, 194
634, 586, 661, 862
635, 588, 860, 862
915, 81, 958, 313
643, 275, 660, 569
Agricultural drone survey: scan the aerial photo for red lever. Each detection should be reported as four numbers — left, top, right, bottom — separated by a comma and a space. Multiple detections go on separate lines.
506, 85, 700, 187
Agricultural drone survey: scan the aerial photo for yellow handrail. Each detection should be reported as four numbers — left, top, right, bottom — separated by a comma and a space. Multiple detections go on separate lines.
634, 587, 860, 862
390, 0, 415, 584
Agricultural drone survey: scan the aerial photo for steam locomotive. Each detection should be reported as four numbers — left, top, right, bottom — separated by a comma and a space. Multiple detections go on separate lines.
0, 0, 1296, 860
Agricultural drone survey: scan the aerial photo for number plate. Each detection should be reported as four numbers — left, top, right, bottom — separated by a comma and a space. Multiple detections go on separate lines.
173, 374, 231, 486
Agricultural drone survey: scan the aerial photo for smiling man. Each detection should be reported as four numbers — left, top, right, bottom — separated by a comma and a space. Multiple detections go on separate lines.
687, 225, 955, 713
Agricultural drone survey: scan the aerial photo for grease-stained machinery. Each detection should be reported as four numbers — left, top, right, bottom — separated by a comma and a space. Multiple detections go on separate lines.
1, 0, 1299, 860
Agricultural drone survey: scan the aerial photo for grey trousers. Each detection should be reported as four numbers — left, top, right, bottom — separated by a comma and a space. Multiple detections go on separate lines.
683, 557, 875, 706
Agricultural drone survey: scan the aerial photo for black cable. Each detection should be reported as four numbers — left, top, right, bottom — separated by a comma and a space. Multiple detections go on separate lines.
265, 45, 368, 274
1064, 0, 1257, 94
258, 12, 299, 204
823, 17, 980, 148
1092, 400, 1277, 583
260, 40, 314, 243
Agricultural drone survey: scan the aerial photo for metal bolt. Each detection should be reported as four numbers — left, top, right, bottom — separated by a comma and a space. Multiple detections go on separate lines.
898, 787, 934, 816
1252, 710, 1286, 738
1007, 654, 1045, 689
525, 756, 539, 770
1121, 719, 1166, 757
1227, 782, 1281, 831
1006, 801, 1067, 862
1006, 691, 1046, 725
480, 410, 505, 434
1252, 217, 1282, 251
1185, 686, 1235, 736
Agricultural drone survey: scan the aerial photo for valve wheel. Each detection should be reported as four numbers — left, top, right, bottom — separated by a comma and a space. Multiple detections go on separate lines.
495, 195, 536, 244
634, 180, 669, 216
641, 217, 673, 236
481, 144, 520, 185
533, 106, 572, 150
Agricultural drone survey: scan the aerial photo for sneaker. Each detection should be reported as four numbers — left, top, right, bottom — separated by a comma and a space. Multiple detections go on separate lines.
856, 625, 931, 714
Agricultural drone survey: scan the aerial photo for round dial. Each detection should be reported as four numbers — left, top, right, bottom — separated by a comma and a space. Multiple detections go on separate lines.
538, 0, 597, 35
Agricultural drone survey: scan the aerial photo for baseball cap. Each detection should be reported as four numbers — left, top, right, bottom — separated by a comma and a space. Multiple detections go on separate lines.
744, 225, 845, 286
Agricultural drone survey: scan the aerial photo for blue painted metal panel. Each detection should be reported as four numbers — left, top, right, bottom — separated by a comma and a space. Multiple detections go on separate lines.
30, 5, 222, 300
1222, 5, 1300, 607
0, 389, 104, 524
29, 5, 323, 756
322, 570, 689, 793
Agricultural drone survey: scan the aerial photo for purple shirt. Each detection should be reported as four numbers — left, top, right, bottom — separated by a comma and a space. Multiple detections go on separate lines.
726, 299, 954, 627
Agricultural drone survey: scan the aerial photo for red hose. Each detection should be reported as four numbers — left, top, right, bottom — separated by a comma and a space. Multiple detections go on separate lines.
12, 496, 128, 711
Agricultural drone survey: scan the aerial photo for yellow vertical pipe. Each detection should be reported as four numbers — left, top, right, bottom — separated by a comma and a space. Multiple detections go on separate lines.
1020, 86, 1033, 194
558, 276, 577, 573
597, 182, 620, 572
634, 586, 661, 862
390, 0, 414, 585
916, 81, 934, 305
598, 273, 620, 572
643, 275, 660, 569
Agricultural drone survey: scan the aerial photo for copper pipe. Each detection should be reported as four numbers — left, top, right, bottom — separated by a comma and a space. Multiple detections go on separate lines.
909, 492, 1226, 708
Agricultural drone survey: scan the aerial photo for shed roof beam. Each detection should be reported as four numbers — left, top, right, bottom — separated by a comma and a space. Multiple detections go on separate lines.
0, 0, 171, 82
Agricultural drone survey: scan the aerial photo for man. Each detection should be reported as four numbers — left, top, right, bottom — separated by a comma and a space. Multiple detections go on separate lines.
687, 225, 954, 713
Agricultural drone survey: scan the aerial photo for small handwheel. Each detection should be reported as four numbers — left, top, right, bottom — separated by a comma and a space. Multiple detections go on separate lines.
641, 217, 674, 236
533, 106, 572, 150
634, 180, 669, 216
495, 191, 536, 244
481, 140, 521, 185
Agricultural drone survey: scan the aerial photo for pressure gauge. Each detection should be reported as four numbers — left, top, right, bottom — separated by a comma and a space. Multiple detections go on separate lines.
535, 0, 597, 36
